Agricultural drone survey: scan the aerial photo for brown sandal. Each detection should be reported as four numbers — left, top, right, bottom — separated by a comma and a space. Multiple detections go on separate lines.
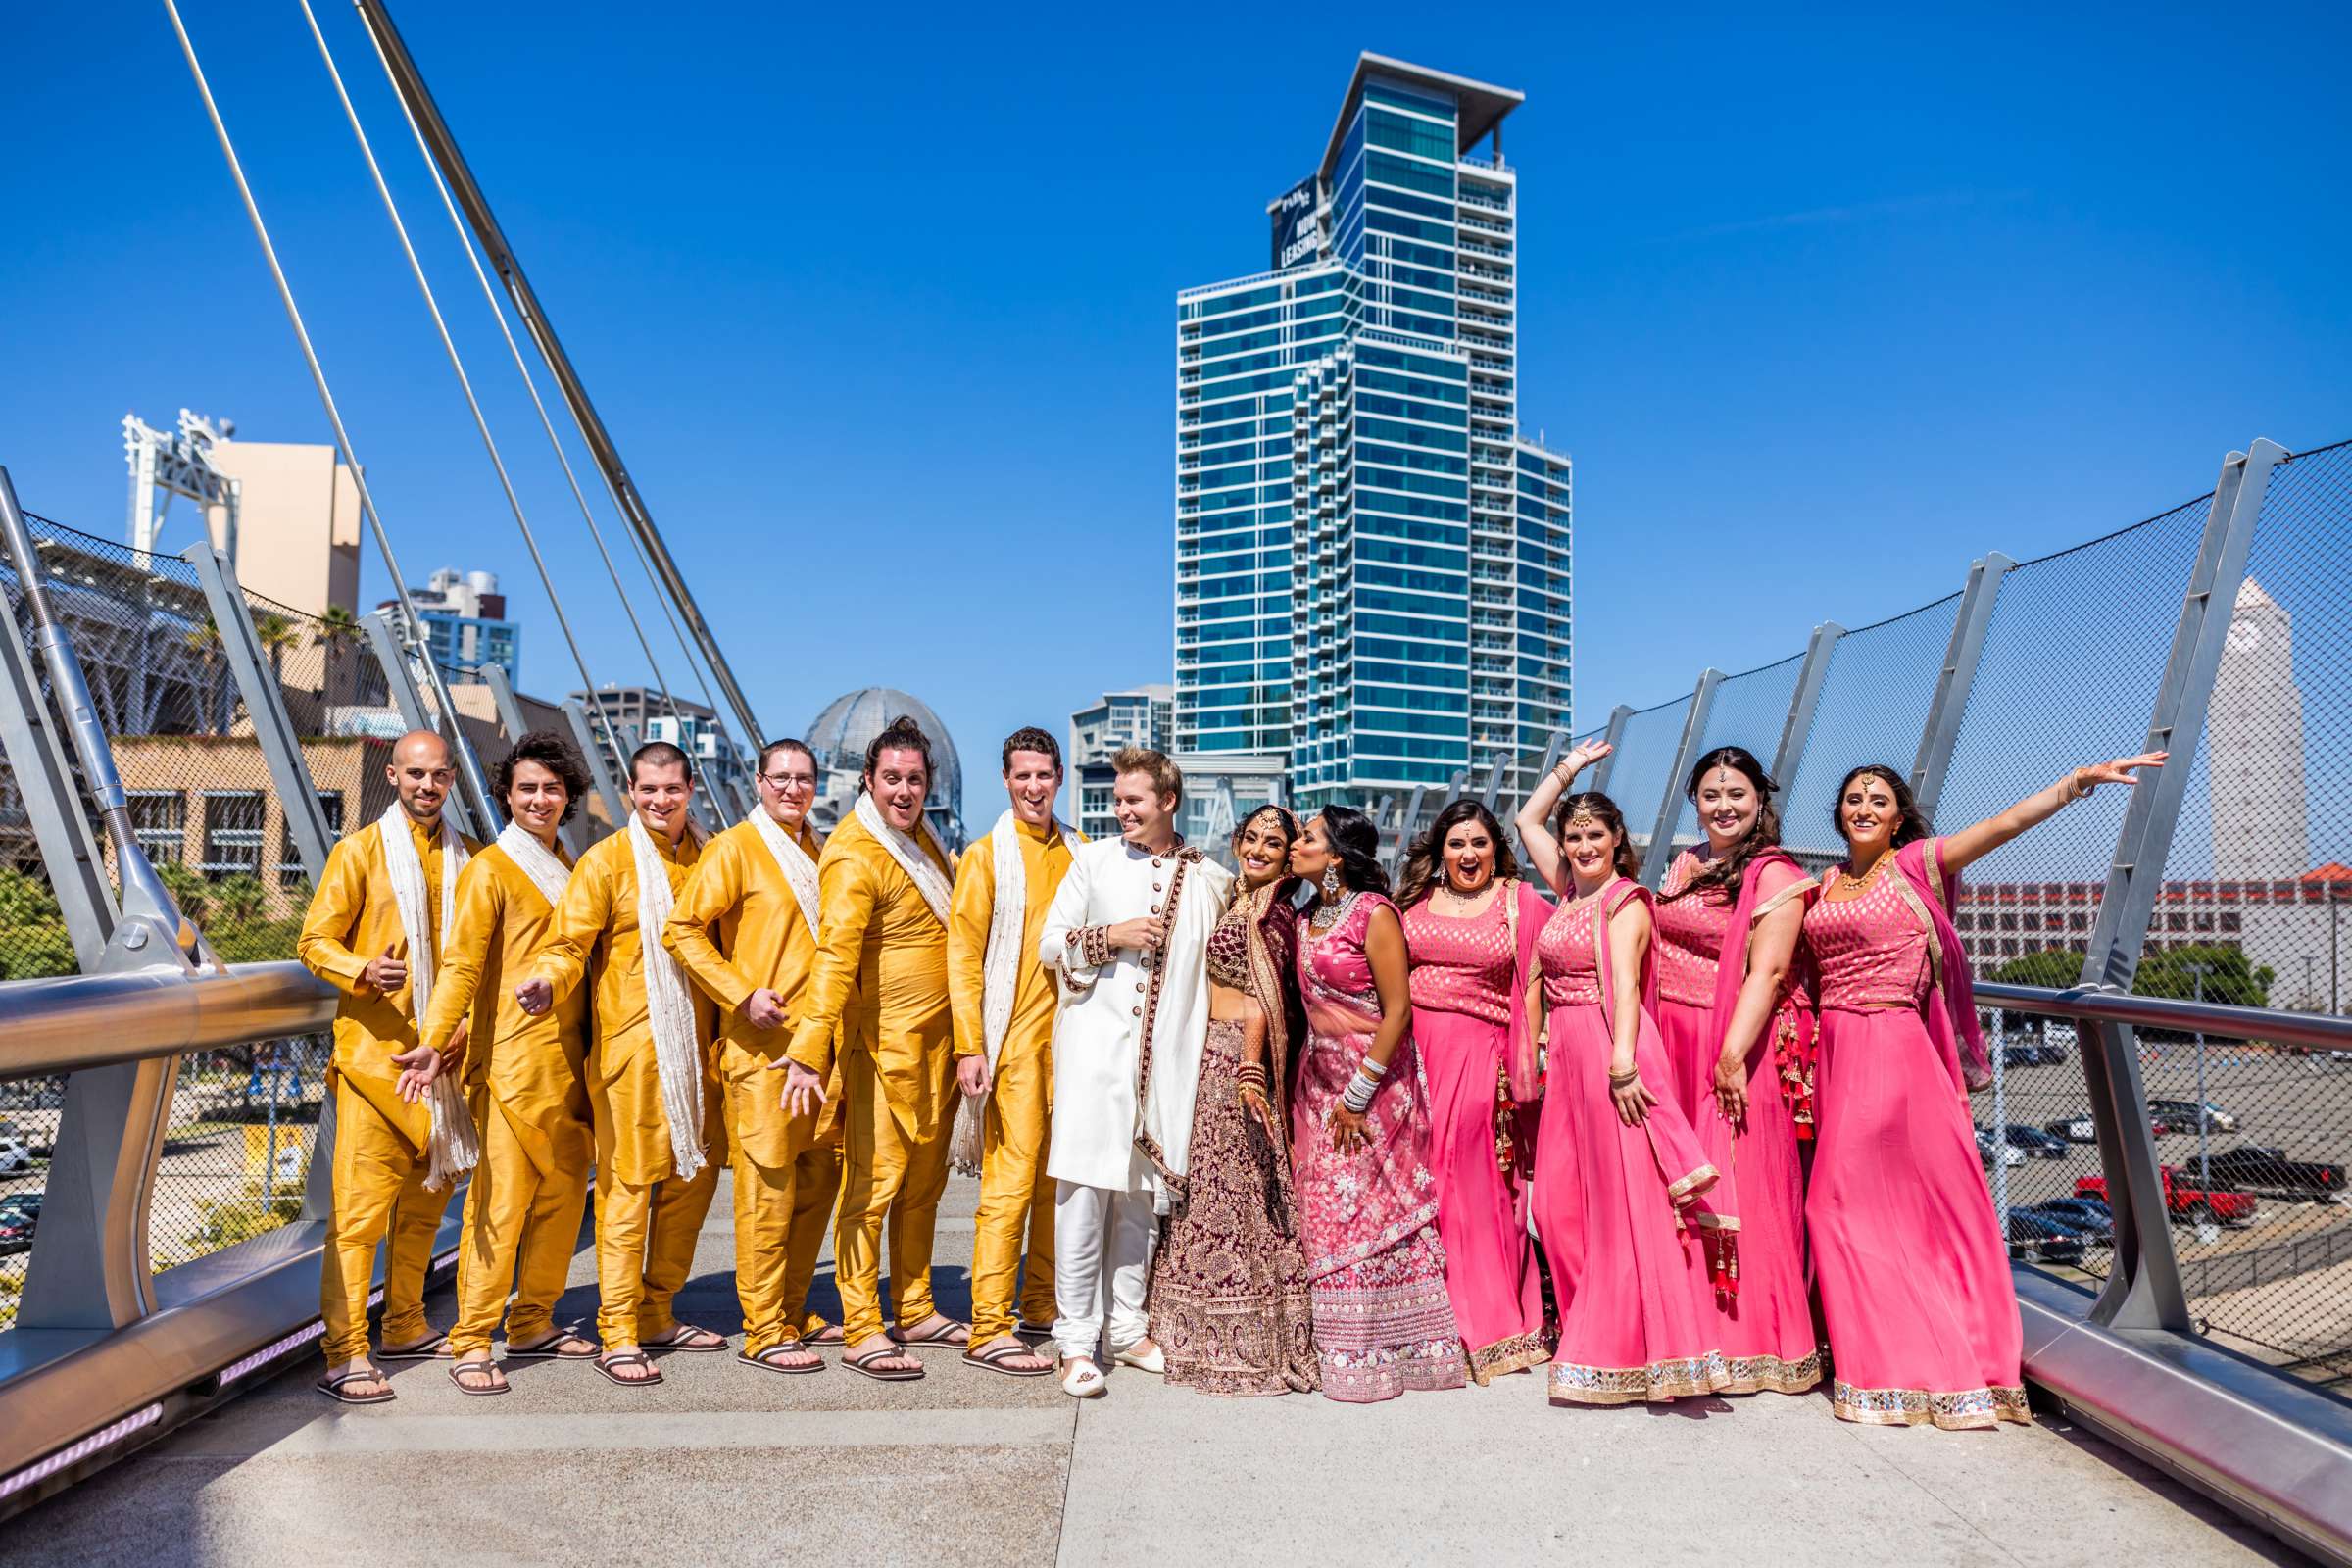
449, 1359, 510, 1397
316, 1367, 395, 1404
594, 1351, 664, 1388
738, 1342, 824, 1376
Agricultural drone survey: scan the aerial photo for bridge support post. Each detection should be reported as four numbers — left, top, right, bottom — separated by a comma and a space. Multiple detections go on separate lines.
363, 610, 495, 839
1639, 669, 1722, 890
1588, 704, 1635, 794
1768, 619, 1843, 814
1909, 552, 2015, 823
564, 697, 629, 831
2073, 441, 2285, 1332
185, 545, 334, 883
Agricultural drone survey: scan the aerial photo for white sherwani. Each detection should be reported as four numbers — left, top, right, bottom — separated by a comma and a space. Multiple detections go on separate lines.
1040, 837, 1233, 1200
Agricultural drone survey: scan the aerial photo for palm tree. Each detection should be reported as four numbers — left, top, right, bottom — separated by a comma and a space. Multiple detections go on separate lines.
182, 617, 225, 734
314, 605, 362, 710
254, 612, 300, 685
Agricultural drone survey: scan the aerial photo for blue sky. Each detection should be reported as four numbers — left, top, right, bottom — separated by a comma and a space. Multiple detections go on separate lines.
5, 2, 2348, 826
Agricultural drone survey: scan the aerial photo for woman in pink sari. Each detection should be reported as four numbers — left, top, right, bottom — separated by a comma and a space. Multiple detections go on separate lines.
1652, 745, 1820, 1396
1515, 747, 1732, 1406
1804, 754, 2162, 1429
1287, 805, 1466, 1402
1396, 800, 1550, 1384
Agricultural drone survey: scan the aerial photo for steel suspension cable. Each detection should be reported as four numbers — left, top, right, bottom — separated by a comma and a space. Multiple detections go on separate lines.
350, 4, 749, 817
294, 0, 632, 790
161, 0, 502, 833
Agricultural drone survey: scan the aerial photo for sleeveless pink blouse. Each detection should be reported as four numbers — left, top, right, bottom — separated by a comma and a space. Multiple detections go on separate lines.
1402, 895, 1513, 1024
1535, 891, 1605, 1008
1651, 850, 1732, 1007
1803, 864, 1931, 1009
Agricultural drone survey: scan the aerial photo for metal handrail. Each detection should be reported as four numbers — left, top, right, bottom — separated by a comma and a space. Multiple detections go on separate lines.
0, 962, 336, 1076
1974, 980, 2352, 1052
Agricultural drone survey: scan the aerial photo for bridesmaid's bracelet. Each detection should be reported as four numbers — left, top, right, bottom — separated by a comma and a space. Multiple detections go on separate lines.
1340, 1058, 1387, 1114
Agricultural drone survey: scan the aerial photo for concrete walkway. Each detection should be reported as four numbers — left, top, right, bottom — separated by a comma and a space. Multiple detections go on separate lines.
2, 1176, 2306, 1567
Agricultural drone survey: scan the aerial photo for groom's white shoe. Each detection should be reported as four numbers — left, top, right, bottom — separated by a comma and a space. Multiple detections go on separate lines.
1111, 1340, 1165, 1375
1060, 1356, 1108, 1398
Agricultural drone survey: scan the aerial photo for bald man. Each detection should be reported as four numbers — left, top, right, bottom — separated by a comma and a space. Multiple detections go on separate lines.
298, 730, 485, 1403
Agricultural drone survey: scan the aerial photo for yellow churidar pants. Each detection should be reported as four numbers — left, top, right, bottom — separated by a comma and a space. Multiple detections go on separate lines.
967, 1032, 1055, 1343
319, 1072, 454, 1366
448, 1092, 592, 1357
724, 1068, 844, 1357
834, 1050, 955, 1345
787, 1141, 844, 1338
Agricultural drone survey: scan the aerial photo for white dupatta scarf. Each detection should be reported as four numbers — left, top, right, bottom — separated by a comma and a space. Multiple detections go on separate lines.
627, 813, 709, 1181
747, 807, 822, 940
375, 803, 479, 1191
494, 821, 572, 909
852, 791, 954, 924
948, 807, 1070, 1175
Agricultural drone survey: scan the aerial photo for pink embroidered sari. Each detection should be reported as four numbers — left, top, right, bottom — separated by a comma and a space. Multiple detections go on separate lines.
1289, 891, 1467, 1402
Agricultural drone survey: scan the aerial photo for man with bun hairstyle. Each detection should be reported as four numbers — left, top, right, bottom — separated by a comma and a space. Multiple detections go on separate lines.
786, 715, 962, 1381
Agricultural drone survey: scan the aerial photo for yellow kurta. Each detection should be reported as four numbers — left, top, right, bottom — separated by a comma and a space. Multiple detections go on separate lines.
295, 814, 483, 1366
947, 817, 1076, 1342
786, 811, 954, 1140
786, 809, 956, 1345
537, 824, 719, 1187
536, 821, 722, 1348
418, 842, 592, 1359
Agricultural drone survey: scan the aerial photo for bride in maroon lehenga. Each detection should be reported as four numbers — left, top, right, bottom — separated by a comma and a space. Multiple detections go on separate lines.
1147, 806, 1319, 1396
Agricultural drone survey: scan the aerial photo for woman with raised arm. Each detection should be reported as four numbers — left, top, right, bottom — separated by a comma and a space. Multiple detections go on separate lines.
1148, 805, 1319, 1396
1803, 753, 2164, 1429
1519, 745, 1734, 1407
1396, 800, 1550, 1384
1649, 746, 1820, 1396
1287, 806, 1466, 1402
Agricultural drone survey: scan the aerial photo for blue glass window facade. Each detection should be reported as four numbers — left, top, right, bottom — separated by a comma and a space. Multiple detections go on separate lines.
1176, 59, 1570, 807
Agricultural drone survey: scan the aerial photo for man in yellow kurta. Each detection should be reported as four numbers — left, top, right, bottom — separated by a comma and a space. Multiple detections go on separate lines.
297, 729, 482, 1403
663, 737, 846, 1374
416, 731, 598, 1395
517, 741, 724, 1388
948, 727, 1080, 1378
786, 714, 960, 1381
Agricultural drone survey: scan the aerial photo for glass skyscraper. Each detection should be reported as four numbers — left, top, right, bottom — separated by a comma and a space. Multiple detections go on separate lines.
1174, 54, 1572, 808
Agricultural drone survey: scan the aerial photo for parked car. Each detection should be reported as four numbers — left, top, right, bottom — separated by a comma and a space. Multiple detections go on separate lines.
2046, 1108, 2180, 1143
2022, 1199, 2116, 1243
2005, 1209, 2087, 1264
1976, 1128, 2026, 1169
0, 1193, 39, 1254
0, 1136, 34, 1175
2077, 1166, 2259, 1227
2191, 1146, 2346, 1195
1997, 1124, 2071, 1159
1997, 1044, 2040, 1071
2148, 1099, 2239, 1133
2040, 1023, 2077, 1063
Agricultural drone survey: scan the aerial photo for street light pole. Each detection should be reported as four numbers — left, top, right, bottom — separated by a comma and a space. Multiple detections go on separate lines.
2186, 962, 2210, 1192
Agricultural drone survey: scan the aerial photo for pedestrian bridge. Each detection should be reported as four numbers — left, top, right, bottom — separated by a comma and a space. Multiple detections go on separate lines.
0, 1171, 2307, 1568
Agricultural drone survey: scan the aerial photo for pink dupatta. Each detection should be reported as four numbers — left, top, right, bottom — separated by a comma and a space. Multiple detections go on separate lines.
1890, 837, 1989, 1093
1588, 879, 1735, 1295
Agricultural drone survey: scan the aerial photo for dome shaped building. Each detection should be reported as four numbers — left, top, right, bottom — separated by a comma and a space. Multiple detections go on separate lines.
804, 686, 965, 851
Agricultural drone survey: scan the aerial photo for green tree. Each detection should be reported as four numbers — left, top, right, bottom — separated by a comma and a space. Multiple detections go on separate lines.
0, 866, 76, 980
314, 604, 363, 710
253, 611, 301, 685
1991, 948, 2087, 990
182, 616, 225, 734
2135, 943, 2272, 1008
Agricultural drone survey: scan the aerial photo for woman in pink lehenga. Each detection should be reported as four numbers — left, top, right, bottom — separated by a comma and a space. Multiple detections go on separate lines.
1396, 800, 1550, 1384
1803, 754, 2163, 1429
1287, 806, 1466, 1403
1651, 745, 1821, 1396
1514, 748, 1734, 1406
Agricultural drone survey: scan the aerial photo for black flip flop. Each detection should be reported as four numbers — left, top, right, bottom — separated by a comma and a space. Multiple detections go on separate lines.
808, 1322, 846, 1346
738, 1342, 824, 1377
1014, 1319, 1056, 1341
893, 1319, 969, 1347
842, 1346, 925, 1382
593, 1351, 664, 1388
316, 1367, 396, 1405
641, 1323, 729, 1353
377, 1332, 450, 1361
504, 1330, 599, 1360
449, 1360, 511, 1397
964, 1341, 1055, 1378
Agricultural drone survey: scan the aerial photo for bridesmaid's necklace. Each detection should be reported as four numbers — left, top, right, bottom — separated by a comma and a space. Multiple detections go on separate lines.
1437, 876, 1492, 914
1309, 888, 1361, 936
1837, 850, 1895, 895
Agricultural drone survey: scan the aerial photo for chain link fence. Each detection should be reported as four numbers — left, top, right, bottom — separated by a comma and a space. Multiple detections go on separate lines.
1661, 651, 1807, 855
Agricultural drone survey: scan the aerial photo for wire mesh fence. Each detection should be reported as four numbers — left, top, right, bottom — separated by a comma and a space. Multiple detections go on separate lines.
1662, 651, 1807, 856
0, 1073, 61, 1335
147, 1038, 328, 1276
1778, 593, 1963, 865
1599, 691, 1690, 865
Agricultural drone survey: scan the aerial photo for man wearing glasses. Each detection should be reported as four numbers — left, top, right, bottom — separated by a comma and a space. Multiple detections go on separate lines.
664, 738, 845, 1373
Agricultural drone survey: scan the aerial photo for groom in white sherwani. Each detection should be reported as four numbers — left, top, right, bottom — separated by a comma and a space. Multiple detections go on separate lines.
1039, 748, 1232, 1397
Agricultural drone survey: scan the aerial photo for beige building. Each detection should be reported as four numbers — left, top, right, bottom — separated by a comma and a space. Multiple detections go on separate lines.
203, 436, 363, 623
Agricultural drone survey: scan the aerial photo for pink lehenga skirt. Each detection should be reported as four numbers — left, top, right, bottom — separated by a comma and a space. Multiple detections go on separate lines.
1808, 1005, 2028, 1428
1534, 1000, 1732, 1404
1654, 999, 1822, 1395
1150, 1019, 1320, 1396
1289, 1027, 1467, 1403
1415, 1006, 1546, 1382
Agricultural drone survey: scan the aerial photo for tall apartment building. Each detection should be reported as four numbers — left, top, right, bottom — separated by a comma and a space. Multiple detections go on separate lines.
1175, 54, 1572, 809
384, 566, 521, 684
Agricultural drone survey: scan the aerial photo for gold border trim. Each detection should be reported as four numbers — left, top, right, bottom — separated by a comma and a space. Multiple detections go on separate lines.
1830, 1376, 2032, 1431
